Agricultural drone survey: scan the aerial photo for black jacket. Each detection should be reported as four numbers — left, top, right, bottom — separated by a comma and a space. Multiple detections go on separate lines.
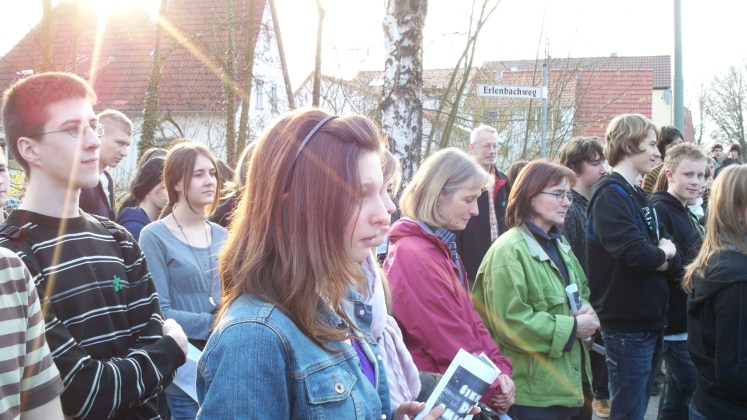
455, 167, 510, 285
586, 172, 681, 333
79, 171, 116, 220
560, 189, 590, 275
715, 157, 742, 177
651, 191, 704, 335
209, 193, 239, 228
688, 250, 747, 419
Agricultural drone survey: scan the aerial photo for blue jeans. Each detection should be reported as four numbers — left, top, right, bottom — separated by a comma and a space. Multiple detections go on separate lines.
166, 392, 198, 420
509, 404, 579, 420
601, 330, 664, 420
688, 401, 708, 420
657, 340, 696, 420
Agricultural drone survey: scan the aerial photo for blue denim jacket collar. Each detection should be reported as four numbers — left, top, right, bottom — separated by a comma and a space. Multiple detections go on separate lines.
343, 287, 373, 338
343, 287, 392, 413
318, 298, 350, 331
198, 295, 393, 418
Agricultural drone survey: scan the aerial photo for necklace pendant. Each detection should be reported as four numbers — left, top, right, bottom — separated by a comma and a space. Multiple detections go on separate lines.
209, 295, 216, 306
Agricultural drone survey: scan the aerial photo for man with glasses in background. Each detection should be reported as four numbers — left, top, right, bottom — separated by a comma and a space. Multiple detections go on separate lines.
456, 125, 511, 288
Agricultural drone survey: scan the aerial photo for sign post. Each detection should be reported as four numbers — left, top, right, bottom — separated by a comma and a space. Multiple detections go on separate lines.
477, 70, 550, 158
476, 85, 543, 99
541, 63, 548, 158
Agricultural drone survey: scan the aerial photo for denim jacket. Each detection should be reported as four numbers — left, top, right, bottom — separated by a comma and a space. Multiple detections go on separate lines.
197, 291, 392, 419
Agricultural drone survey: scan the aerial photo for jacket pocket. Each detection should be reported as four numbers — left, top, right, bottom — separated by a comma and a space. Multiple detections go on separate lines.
526, 351, 578, 401
529, 294, 567, 313
304, 362, 359, 418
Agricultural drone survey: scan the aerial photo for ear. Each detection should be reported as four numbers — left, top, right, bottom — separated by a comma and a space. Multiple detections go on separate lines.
469, 143, 476, 154
16, 137, 41, 167
665, 168, 675, 183
174, 180, 183, 193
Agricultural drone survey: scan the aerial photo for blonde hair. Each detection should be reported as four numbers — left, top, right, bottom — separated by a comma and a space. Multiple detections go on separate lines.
399, 148, 490, 227
683, 165, 747, 292
604, 114, 658, 167
656, 143, 707, 192
664, 143, 706, 173
97, 109, 133, 136
382, 149, 401, 193
654, 166, 669, 192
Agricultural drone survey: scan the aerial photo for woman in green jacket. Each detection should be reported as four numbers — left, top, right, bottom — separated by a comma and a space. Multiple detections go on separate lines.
472, 160, 599, 420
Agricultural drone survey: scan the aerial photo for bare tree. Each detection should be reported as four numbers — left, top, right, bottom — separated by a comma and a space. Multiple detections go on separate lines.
693, 85, 708, 146
268, 0, 295, 109
704, 64, 747, 151
235, 0, 258, 167
140, 0, 167, 159
461, 56, 615, 167
380, 0, 428, 182
312, 0, 325, 107
435, 0, 499, 152
70, 1, 79, 73
223, 0, 239, 165
294, 74, 379, 117
40, 0, 53, 71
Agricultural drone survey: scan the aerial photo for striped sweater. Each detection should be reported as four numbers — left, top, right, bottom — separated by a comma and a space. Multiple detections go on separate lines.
0, 247, 63, 420
0, 210, 185, 419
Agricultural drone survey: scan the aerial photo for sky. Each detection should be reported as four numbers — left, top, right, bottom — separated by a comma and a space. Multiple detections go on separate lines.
1, 0, 745, 126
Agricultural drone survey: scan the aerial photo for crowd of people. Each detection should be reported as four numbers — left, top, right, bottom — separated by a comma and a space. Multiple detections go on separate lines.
0, 71, 746, 420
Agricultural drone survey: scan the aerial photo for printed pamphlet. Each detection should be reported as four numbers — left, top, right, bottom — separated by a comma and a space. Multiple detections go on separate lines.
415, 349, 501, 420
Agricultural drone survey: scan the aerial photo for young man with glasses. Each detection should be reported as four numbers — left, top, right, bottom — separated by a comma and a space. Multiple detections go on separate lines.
0, 72, 187, 419
79, 109, 132, 219
586, 114, 680, 419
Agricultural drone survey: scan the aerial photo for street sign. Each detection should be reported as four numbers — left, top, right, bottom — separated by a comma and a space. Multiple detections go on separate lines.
476, 84, 545, 99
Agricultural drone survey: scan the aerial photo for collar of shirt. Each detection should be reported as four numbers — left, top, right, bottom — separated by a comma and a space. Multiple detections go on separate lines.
524, 219, 563, 243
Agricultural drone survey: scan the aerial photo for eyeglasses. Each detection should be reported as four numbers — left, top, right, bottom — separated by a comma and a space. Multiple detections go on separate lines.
538, 191, 573, 204
30, 122, 105, 139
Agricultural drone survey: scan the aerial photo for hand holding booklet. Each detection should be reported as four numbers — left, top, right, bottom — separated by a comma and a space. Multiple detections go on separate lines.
415, 348, 503, 420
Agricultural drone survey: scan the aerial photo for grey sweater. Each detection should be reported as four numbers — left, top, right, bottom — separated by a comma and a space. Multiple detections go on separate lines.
139, 220, 227, 341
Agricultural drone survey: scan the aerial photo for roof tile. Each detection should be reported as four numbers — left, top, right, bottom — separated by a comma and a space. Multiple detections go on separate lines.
0, 0, 266, 114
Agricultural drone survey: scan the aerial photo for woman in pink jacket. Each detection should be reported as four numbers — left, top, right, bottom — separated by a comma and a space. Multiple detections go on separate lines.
384, 147, 516, 414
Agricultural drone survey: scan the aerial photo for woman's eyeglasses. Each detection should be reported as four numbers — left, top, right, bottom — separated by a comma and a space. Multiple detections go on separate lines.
538, 191, 573, 204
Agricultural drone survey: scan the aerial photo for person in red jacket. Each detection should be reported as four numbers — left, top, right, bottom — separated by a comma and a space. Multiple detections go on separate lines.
384, 147, 516, 414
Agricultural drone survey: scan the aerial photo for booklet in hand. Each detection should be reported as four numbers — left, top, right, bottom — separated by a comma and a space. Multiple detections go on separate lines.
415, 348, 501, 420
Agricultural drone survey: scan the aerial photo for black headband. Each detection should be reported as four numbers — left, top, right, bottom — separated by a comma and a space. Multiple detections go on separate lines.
290, 115, 338, 166
284, 115, 338, 192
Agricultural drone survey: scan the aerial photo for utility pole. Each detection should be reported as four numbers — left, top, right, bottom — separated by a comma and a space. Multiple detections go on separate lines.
674, 0, 684, 130
541, 63, 548, 158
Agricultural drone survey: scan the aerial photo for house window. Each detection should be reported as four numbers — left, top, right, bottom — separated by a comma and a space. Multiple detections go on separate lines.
256, 80, 264, 110
16, 69, 33, 81
270, 84, 277, 102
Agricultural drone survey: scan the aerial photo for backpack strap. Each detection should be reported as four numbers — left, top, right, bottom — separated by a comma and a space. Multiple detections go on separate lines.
93, 216, 129, 242
99, 218, 127, 242
0, 222, 43, 278
0, 223, 28, 241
